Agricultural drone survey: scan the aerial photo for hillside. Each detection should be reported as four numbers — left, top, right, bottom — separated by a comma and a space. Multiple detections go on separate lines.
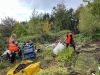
0, 33, 100, 75
0, 0, 100, 75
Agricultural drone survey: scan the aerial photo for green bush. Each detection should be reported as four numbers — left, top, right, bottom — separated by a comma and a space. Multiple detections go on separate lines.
17, 30, 70, 44
56, 30, 70, 37
79, 6, 100, 34
92, 33, 100, 41
57, 48, 74, 62
75, 33, 92, 44
40, 33, 58, 43
18, 33, 58, 44
18, 35, 41, 43
0, 62, 9, 69
75, 32, 100, 44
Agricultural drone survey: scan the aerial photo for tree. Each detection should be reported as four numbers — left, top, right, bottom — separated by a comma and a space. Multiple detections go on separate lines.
52, 3, 79, 33
74, 4, 83, 19
41, 20, 51, 34
0, 17, 16, 36
43, 13, 50, 20
79, 6, 99, 34
52, 3, 69, 31
13, 22, 28, 37
91, 0, 100, 17
91, 0, 100, 31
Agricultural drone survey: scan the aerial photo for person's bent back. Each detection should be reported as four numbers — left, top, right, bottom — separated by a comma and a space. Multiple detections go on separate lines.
9, 39, 19, 52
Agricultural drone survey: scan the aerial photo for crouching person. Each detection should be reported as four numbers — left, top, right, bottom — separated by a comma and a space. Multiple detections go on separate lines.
8, 34, 19, 63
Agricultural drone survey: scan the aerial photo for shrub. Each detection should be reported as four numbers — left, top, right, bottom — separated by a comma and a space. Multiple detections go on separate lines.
0, 62, 9, 69
79, 6, 100, 34
57, 48, 74, 62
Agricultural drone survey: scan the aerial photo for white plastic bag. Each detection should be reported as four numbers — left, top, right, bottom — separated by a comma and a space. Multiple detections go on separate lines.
53, 42, 65, 55
2, 50, 11, 56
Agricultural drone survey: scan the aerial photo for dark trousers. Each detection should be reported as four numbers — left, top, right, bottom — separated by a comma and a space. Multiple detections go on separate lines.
66, 42, 76, 50
7, 53, 11, 60
18, 50, 22, 59
10, 52, 16, 63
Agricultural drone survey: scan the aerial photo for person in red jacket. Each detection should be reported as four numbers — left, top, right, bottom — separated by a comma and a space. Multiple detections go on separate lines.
66, 32, 75, 50
9, 34, 18, 52
8, 34, 19, 63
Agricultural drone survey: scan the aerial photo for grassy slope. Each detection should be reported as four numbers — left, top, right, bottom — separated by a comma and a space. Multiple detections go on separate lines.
36, 47, 74, 75
0, 32, 100, 75
36, 33, 100, 75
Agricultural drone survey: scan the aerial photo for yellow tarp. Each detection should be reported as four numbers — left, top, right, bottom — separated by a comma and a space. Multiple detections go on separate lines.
7, 60, 41, 75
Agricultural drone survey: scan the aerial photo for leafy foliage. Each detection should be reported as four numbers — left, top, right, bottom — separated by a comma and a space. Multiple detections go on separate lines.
52, 3, 79, 32
79, 6, 100, 34
57, 48, 74, 62
13, 22, 28, 37
0, 17, 16, 37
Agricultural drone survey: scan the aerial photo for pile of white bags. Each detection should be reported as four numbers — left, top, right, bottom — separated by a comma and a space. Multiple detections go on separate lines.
53, 42, 65, 55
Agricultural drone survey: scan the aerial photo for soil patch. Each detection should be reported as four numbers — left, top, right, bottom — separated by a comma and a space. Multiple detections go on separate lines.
92, 41, 100, 47
36, 56, 57, 69
81, 44, 94, 48
54, 72, 66, 75
68, 71, 81, 75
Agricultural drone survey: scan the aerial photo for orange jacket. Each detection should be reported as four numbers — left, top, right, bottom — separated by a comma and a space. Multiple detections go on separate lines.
66, 32, 74, 44
66, 35, 70, 44
8, 39, 18, 52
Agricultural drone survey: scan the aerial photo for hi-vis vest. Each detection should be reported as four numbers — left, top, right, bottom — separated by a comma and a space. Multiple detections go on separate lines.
8, 39, 18, 52
66, 32, 74, 44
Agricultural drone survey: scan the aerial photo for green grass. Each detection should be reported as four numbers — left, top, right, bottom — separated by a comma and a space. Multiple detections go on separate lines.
17, 30, 70, 44
75, 33, 92, 44
0, 61, 10, 75
36, 65, 67, 75
36, 47, 74, 75
0, 32, 99, 75
0, 62, 10, 69
75, 53, 98, 75
75, 33, 100, 44
57, 48, 74, 62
